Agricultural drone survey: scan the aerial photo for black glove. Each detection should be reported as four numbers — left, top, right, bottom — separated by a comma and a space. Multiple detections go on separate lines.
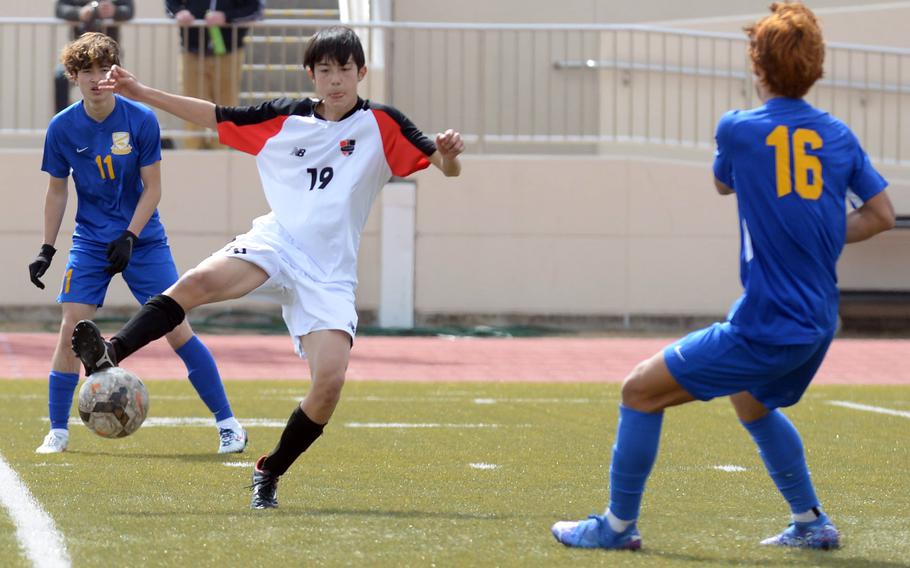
105, 230, 137, 275
28, 244, 57, 289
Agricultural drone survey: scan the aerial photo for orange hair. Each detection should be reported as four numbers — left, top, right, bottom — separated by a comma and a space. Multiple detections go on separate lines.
60, 32, 120, 81
745, 2, 825, 98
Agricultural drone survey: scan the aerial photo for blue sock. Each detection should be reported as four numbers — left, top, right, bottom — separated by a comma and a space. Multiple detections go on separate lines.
742, 409, 820, 514
48, 371, 80, 430
608, 405, 664, 521
175, 336, 233, 422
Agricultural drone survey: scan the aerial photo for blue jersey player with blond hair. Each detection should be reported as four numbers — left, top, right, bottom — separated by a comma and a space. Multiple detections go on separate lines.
552, 2, 895, 551
31, 32, 247, 454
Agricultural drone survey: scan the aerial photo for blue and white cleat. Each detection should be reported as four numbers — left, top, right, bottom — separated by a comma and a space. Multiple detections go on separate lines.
551, 515, 642, 550
760, 513, 840, 550
218, 426, 248, 454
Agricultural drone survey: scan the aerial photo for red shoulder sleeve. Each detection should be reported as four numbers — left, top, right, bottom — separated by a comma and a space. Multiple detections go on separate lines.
215, 98, 312, 155
371, 106, 434, 177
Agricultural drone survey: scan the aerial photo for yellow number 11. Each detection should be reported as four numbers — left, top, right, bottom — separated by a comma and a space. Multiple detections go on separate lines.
765, 125, 823, 200
95, 155, 115, 180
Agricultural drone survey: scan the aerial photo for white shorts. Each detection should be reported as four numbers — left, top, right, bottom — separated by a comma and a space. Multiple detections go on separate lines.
213, 213, 358, 357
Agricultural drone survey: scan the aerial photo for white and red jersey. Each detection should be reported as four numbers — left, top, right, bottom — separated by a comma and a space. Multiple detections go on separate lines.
215, 97, 435, 286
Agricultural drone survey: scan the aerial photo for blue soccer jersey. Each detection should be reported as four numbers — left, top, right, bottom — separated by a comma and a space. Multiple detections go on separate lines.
713, 97, 887, 344
41, 95, 165, 245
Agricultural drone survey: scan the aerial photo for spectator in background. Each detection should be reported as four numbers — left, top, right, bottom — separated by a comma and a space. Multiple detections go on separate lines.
165, 0, 264, 149
54, 1, 135, 113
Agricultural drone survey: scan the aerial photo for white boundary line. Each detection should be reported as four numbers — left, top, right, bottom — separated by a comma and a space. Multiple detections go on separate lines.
828, 400, 910, 419
0, 453, 70, 568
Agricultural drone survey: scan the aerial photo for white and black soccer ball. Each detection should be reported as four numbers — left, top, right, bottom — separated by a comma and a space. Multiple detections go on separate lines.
78, 367, 150, 438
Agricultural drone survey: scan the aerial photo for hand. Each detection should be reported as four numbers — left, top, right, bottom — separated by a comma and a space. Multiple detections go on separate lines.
98, 65, 145, 99
175, 9, 195, 26
105, 231, 136, 276
97, 1, 116, 19
205, 10, 227, 26
28, 244, 56, 290
435, 129, 464, 160
79, 4, 95, 22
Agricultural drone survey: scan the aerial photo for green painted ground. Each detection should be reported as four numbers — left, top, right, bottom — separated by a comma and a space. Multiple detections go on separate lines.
0, 380, 907, 567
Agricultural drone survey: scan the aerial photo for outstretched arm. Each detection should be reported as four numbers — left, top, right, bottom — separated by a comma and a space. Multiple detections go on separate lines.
428, 129, 464, 177
99, 65, 217, 130
845, 191, 895, 243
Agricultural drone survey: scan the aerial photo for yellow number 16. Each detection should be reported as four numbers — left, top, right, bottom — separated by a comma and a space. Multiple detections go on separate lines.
765, 125, 823, 200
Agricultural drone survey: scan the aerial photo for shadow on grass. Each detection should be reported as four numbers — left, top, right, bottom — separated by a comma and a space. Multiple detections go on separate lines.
121, 508, 507, 522
653, 550, 908, 568
66, 451, 239, 463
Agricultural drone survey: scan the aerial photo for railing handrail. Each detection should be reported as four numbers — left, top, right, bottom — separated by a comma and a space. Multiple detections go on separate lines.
3, 17, 910, 57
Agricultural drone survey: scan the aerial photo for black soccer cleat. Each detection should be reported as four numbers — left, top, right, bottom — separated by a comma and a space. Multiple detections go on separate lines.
71, 320, 117, 376
249, 455, 279, 509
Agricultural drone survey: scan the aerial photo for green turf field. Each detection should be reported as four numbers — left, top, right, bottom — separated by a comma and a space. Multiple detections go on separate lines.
0, 380, 907, 567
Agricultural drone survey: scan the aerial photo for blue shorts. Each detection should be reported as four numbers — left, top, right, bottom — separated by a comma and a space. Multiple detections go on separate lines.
57, 239, 180, 308
663, 322, 834, 410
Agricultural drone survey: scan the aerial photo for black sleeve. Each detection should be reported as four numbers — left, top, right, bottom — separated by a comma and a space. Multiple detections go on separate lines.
222, 0, 264, 22
164, 0, 184, 17
369, 102, 437, 156
216, 97, 314, 125
113, 0, 134, 21
55, 0, 83, 22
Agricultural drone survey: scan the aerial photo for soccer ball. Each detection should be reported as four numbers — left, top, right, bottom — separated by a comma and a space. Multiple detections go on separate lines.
78, 367, 150, 438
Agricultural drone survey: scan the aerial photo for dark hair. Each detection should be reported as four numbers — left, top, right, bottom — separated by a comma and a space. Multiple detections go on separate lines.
60, 32, 121, 80
745, 2, 825, 98
303, 26, 365, 70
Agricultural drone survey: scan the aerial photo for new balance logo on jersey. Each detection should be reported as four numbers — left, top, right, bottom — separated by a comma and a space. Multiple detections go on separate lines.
340, 139, 356, 156
290, 147, 307, 157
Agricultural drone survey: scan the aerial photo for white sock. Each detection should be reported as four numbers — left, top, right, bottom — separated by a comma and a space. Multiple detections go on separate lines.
605, 510, 634, 533
50, 428, 68, 438
216, 417, 242, 431
793, 508, 821, 523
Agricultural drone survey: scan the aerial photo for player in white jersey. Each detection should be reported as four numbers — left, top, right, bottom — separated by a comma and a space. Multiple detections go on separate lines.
71, 26, 464, 509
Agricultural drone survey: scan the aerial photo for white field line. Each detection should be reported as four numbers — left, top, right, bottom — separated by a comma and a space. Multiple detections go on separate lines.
0, 453, 70, 568
828, 400, 910, 419
469, 463, 500, 470
713, 465, 747, 472
222, 462, 255, 468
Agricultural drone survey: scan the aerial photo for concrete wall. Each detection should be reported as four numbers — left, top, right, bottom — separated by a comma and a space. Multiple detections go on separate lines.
4, 149, 908, 323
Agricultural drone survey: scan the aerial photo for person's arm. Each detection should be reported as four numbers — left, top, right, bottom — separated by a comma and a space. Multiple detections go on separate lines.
222, 0, 265, 22
29, 176, 68, 289
845, 191, 895, 244
714, 178, 735, 195
112, 0, 134, 22
427, 129, 464, 177
127, 162, 161, 237
99, 65, 217, 129
55, 1, 82, 22
43, 176, 68, 247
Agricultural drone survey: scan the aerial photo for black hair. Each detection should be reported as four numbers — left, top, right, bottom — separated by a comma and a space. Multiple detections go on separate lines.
303, 26, 366, 70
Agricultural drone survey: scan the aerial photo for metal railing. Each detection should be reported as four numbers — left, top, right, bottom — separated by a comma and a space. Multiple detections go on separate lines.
1, 18, 908, 163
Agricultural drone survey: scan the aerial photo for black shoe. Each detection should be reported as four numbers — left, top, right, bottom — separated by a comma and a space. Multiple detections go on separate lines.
250, 455, 279, 509
71, 320, 117, 376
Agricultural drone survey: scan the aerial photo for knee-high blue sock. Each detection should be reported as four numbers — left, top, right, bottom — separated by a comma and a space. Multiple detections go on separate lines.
175, 336, 233, 422
742, 409, 820, 514
608, 405, 664, 521
48, 371, 80, 430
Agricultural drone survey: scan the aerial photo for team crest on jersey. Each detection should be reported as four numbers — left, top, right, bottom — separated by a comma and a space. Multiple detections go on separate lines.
110, 132, 133, 155
339, 139, 356, 156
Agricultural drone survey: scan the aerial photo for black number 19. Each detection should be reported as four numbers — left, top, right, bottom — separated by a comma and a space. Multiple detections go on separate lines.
307, 167, 334, 191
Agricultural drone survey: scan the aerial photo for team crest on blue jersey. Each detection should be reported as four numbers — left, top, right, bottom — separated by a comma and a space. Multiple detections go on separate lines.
340, 139, 356, 156
111, 132, 133, 155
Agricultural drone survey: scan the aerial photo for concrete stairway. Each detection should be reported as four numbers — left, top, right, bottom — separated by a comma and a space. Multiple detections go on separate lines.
240, 0, 340, 104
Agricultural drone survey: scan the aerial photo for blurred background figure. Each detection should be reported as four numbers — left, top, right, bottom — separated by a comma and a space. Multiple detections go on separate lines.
54, 1, 135, 113
165, 0, 264, 149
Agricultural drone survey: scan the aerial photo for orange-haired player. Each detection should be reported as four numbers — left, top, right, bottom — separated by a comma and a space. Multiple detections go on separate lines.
551, 2, 895, 551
